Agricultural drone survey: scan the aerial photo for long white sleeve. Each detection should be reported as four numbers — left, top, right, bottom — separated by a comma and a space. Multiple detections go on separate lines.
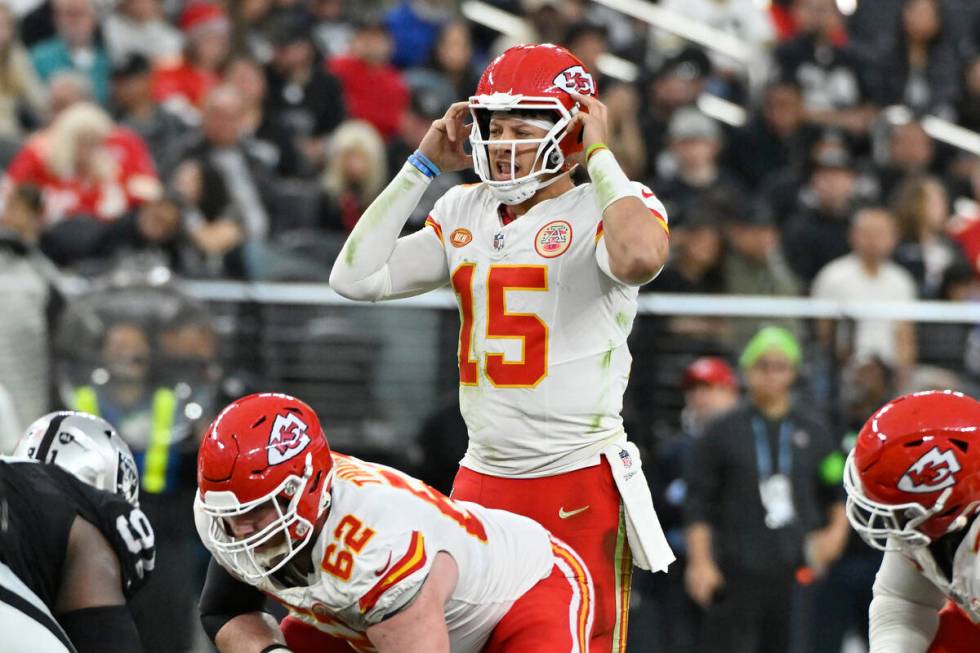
868, 550, 946, 652
329, 163, 449, 301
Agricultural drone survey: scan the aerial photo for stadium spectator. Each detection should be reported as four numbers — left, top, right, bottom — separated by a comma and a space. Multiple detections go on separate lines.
872, 0, 961, 119
0, 184, 59, 435
309, 0, 354, 58
564, 23, 646, 179
223, 54, 307, 178
640, 47, 712, 180
321, 120, 387, 233
151, 1, 230, 121
634, 357, 740, 653
2, 101, 161, 224
651, 0, 773, 102
384, 0, 453, 69
782, 139, 861, 286
47, 68, 91, 115
76, 193, 187, 273
29, 0, 110, 105
721, 196, 802, 347
811, 207, 918, 370
655, 206, 725, 295
492, 0, 576, 55
264, 9, 346, 171
891, 174, 964, 297
110, 54, 188, 179
427, 19, 481, 102
102, 0, 182, 66
684, 326, 848, 653
875, 119, 938, 200
170, 85, 276, 277
725, 77, 819, 192
0, 3, 48, 138
654, 107, 743, 228
774, 0, 877, 135
328, 18, 409, 142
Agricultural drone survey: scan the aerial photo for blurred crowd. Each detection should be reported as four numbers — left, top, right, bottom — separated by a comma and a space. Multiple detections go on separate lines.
3, 0, 980, 651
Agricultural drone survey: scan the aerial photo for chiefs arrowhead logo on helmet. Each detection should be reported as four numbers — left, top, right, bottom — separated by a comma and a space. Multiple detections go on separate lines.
551, 65, 595, 95
267, 413, 311, 466
897, 446, 961, 493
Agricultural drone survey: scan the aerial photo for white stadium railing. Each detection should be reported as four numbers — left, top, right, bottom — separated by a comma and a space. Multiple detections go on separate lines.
178, 281, 980, 324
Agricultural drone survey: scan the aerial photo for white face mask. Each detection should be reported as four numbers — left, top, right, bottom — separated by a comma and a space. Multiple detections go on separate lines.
468, 96, 578, 205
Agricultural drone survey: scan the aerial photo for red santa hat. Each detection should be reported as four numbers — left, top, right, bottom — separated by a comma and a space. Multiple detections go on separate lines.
179, 2, 229, 38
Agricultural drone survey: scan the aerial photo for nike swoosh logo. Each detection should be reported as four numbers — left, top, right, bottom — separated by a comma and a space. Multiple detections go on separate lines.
558, 505, 590, 519
641, 188, 654, 199
374, 552, 393, 577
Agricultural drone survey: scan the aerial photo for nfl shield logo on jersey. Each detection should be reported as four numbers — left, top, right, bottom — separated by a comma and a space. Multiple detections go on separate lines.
493, 232, 505, 251
619, 449, 632, 469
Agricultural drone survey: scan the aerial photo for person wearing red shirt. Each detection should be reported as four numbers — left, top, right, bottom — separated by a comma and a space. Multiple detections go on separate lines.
3, 102, 160, 223
150, 1, 230, 121
327, 20, 409, 141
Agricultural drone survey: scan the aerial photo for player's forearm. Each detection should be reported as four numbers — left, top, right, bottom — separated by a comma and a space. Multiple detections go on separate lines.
214, 612, 288, 653
868, 594, 938, 653
329, 163, 431, 300
588, 148, 668, 284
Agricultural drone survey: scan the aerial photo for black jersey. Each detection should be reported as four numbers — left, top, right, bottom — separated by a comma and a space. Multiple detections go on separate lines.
0, 460, 155, 607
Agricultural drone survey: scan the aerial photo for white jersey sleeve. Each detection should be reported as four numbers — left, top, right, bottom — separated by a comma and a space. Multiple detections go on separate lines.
594, 181, 669, 286
329, 163, 449, 301
323, 524, 433, 628
868, 550, 945, 652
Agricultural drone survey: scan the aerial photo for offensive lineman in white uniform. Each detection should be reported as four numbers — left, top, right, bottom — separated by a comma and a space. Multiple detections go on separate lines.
844, 390, 980, 652
194, 393, 594, 653
329, 43, 673, 652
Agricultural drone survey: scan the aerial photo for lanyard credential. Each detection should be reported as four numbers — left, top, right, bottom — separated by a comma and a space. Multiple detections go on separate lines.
752, 416, 793, 480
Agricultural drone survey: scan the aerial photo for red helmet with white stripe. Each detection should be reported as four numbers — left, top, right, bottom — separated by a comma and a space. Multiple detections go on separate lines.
468, 43, 597, 205
844, 390, 980, 550
196, 393, 333, 580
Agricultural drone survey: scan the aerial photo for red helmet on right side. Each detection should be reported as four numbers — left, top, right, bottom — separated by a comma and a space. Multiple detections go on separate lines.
844, 390, 980, 550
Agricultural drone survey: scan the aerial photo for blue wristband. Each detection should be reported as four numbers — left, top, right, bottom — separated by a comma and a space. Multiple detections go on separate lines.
408, 153, 434, 178
411, 150, 441, 177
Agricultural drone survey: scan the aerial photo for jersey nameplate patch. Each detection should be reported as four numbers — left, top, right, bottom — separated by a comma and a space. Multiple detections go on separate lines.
267, 413, 311, 466
897, 446, 961, 493
450, 228, 472, 248
535, 220, 573, 258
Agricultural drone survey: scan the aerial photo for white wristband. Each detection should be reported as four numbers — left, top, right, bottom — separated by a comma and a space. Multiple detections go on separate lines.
587, 149, 640, 213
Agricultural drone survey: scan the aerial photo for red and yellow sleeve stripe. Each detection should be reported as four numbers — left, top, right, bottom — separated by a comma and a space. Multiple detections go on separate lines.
593, 209, 669, 247
425, 216, 444, 244
358, 532, 427, 613
649, 207, 669, 235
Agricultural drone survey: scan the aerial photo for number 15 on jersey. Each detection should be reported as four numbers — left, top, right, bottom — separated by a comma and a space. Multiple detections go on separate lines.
451, 263, 549, 389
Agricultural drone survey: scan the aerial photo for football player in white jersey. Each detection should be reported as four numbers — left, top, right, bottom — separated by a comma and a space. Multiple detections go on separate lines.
329, 43, 673, 652
844, 390, 980, 652
194, 393, 594, 653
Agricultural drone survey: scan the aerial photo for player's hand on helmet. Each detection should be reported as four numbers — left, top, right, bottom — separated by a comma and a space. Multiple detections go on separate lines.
685, 557, 724, 608
568, 91, 609, 154
418, 101, 473, 173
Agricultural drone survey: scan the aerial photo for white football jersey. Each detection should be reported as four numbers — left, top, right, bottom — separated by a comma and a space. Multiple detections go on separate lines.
196, 453, 555, 653
905, 517, 980, 622
425, 181, 668, 477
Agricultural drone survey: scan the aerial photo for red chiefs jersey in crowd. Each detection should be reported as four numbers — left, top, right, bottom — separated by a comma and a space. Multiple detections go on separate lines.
4, 127, 160, 223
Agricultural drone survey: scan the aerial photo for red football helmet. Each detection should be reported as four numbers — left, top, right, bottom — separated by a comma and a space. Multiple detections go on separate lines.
196, 393, 334, 580
468, 43, 597, 205
844, 390, 980, 551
